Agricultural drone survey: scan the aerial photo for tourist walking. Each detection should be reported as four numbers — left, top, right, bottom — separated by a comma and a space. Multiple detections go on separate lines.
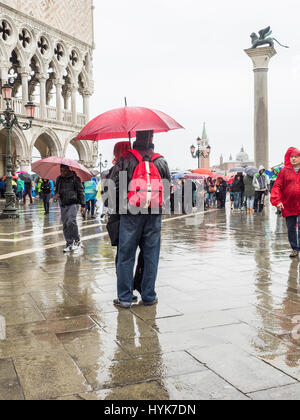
0, 178, 5, 198
232, 174, 244, 211
271, 147, 300, 258
55, 164, 86, 253
23, 178, 33, 205
253, 166, 270, 213
244, 174, 255, 214
16, 177, 24, 201
41, 179, 52, 215
110, 130, 171, 308
84, 179, 97, 219
215, 177, 227, 208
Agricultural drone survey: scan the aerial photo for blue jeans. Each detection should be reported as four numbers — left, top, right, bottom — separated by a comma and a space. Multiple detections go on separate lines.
286, 215, 300, 251
117, 214, 162, 303
233, 192, 242, 209
246, 196, 255, 209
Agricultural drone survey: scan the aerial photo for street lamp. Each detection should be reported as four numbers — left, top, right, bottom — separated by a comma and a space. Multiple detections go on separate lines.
99, 153, 108, 175
190, 136, 211, 168
0, 83, 36, 219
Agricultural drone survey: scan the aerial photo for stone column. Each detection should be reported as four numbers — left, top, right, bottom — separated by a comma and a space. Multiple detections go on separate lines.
38, 74, 48, 120
54, 79, 63, 121
82, 94, 90, 122
71, 84, 78, 125
20, 70, 30, 113
244, 46, 277, 170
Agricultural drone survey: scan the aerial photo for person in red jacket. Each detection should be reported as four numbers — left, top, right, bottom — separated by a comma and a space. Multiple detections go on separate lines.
271, 147, 300, 258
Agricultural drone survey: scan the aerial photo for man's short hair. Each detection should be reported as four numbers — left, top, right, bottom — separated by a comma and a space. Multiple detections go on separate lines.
60, 164, 69, 170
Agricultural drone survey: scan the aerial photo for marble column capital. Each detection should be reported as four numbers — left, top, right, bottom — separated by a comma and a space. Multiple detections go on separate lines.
244, 46, 277, 70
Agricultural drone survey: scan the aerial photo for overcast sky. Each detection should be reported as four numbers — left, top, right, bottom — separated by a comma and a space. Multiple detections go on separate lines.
90, 0, 299, 170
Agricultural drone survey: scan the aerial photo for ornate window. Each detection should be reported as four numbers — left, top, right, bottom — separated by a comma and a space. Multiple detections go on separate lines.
38, 36, 48, 55
70, 50, 78, 67
19, 29, 31, 48
0, 20, 11, 41
54, 43, 64, 61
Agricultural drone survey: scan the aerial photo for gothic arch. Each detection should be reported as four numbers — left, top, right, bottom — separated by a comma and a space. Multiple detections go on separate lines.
64, 132, 90, 163
30, 128, 63, 158
0, 127, 28, 175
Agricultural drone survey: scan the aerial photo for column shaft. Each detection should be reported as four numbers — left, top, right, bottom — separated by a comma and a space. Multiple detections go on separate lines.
55, 83, 63, 121
254, 69, 269, 169
39, 77, 47, 120
71, 87, 77, 125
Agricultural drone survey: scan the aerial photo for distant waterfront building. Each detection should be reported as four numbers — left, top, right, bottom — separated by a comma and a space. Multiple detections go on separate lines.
211, 147, 255, 173
0, 0, 96, 176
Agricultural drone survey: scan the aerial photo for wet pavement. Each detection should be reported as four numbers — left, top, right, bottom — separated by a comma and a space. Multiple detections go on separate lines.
0, 199, 299, 400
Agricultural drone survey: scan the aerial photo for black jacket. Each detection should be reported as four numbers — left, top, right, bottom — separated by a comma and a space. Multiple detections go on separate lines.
232, 177, 245, 193
41, 180, 51, 195
108, 146, 171, 214
55, 172, 85, 208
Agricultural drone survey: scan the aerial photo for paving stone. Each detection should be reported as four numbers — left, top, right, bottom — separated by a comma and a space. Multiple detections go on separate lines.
160, 370, 249, 400
248, 383, 300, 400
79, 381, 169, 400
14, 351, 91, 400
0, 359, 24, 400
5, 316, 96, 340
188, 343, 296, 394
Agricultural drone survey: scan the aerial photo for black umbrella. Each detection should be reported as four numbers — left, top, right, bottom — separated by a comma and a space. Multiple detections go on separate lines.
18, 173, 32, 183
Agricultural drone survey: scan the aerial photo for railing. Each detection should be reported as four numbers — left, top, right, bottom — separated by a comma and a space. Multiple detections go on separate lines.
46, 106, 56, 120
77, 113, 87, 126
63, 110, 72, 123
0, 96, 86, 127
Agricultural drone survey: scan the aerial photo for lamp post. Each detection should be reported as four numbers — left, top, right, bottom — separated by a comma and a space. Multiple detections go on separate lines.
190, 136, 211, 168
0, 83, 36, 219
99, 153, 108, 176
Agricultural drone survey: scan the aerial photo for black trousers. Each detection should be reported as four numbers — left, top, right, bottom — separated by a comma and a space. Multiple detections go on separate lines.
254, 191, 266, 212
286, 214, 300, 251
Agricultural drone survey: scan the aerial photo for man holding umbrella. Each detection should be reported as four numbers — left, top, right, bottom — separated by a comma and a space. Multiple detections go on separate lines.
110, 130, 171, 308
271, 147, 300, 258
55, 165, 86, 253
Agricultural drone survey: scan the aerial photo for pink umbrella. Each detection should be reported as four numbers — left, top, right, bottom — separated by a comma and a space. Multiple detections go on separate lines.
31, 157, 93, 182
75, 106, 184, 142
16, 171, 28, 174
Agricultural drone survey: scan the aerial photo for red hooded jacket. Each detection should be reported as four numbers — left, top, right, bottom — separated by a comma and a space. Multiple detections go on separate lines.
271, 147, 300, 217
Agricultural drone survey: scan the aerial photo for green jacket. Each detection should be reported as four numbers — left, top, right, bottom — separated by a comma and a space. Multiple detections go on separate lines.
244, 175, 255, 197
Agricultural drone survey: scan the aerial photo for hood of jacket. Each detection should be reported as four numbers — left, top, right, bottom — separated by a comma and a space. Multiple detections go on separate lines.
258, 165, 265, 172
285, 147, 300, 169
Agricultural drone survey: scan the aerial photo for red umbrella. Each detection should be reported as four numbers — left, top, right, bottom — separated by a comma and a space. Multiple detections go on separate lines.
192, 168, 214, 176
31, 157, 93, 182
75, 106, 184, 142
211, 173, 227, 181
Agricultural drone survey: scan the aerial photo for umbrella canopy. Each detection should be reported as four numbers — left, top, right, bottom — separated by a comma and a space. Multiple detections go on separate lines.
31, 157, 93, 182
18, 173, 32, 183
229, 166, 246, 173
245, 166, 258, 177
75, 106, 184, 141
192, 168, 214, 176
184, 173, 205, 180
212, 173, 227, 181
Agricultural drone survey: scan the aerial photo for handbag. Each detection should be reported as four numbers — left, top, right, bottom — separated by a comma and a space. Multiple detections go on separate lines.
106, 214, 120, 246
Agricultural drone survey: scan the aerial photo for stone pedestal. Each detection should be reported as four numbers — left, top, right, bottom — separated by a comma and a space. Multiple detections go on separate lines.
245, 46, 277, 170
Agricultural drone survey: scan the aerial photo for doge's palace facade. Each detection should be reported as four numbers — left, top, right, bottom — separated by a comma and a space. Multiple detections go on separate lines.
0, 0, 96, 175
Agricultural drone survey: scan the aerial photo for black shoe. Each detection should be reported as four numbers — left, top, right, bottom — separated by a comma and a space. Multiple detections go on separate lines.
113, 298, 131, 309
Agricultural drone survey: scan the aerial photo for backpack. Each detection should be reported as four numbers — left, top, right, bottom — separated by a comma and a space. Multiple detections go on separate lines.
127, 149, 164, 209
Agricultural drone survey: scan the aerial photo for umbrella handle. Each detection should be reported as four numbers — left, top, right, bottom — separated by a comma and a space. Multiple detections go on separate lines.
128, 131, 132, 149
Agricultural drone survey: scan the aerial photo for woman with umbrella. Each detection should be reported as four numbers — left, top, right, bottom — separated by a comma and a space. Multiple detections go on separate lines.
244, 167, 257, 214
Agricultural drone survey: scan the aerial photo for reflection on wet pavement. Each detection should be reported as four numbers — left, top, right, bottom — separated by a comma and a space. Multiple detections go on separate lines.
0, 200, 299, 400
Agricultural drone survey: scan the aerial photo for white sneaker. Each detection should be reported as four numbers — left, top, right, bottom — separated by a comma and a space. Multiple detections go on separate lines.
72, 241, 82, 251
63, 244, 73, 253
